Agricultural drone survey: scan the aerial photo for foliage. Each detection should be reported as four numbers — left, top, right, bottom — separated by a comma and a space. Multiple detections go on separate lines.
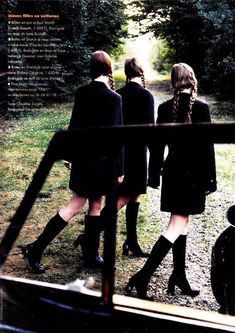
153, 38, 175, 73
0, 0, 7, 114
3, 0, 127, 117
58, 0, 128, 87
114, 72, 126, 90
128, 0, 235, 100
195, 1, 235, 99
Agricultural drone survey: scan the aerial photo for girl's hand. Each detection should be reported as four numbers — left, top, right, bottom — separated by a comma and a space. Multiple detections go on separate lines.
117, 175, 124, 184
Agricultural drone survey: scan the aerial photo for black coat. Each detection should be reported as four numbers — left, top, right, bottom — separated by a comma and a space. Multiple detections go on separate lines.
149, 93, 217, 215
68, 80, 123, 196
116, 82, 155, 194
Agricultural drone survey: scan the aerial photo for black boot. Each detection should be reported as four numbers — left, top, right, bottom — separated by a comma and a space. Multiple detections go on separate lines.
78, 215, 104, 269
122, 202, 149, 258
22, 213, 68, 273
73, 208, 106, 249
167, 235, 200, 297
125, 235, 172, 299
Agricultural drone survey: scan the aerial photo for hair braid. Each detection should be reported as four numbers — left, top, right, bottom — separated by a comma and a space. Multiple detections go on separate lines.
187, 96, 194, 123
171, 63, 198, 123
108, 74, 115, 91
172, 89, 181, 122
141, 71, 146, 88
124, 57, 147, 88
187, 87, 197, 123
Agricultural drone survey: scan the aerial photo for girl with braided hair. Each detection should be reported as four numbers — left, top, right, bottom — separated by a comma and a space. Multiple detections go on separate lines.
125, 62, 217, 299
99, 57, 154, 258
22, 50, 124, 272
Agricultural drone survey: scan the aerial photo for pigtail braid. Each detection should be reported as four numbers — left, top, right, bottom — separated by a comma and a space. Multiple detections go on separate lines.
108, 74, 115, 91
187, 87, 197, 123
141, 71, 146, 88
172, 89, 180, 122
187, 96, 194, 123
171, 63, 199, 123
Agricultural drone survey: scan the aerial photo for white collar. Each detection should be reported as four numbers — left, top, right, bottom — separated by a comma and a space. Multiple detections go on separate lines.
181, 88, 192, 94
94, 75, 109, 87
129, 77, 142, 85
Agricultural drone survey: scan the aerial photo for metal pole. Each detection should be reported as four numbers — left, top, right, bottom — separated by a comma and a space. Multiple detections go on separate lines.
101, 177, 118, 307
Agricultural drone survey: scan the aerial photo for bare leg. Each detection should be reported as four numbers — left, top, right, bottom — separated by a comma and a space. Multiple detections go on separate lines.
88, 197, 103, 216
59, 193, 87, 222
71, 196, 104, 268
117, 194, 130, 210
166, 215, 199, 296
163, 214, 190, 243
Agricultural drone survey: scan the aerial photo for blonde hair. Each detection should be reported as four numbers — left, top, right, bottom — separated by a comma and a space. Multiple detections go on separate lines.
124, 57, 146, 88
171, 63, 198, 123
90, 50, 115, 90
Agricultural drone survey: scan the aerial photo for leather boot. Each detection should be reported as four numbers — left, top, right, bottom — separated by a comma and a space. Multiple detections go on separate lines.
22, 213, 68, 273
122, 202, 149, 258
78, 215, 104, 269
125, 235, 172, 299
167, 235, 200, 297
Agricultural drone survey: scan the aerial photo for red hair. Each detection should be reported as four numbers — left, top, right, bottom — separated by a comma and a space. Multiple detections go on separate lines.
90, 50, 113, 79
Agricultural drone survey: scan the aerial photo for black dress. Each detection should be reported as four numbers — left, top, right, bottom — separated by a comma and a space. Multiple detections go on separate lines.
149, 93, 217, 215
116, 82, 155, 195
68, 80, 123, 197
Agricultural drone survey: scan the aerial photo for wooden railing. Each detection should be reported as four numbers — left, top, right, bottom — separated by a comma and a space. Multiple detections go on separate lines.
0, 121, 235, 332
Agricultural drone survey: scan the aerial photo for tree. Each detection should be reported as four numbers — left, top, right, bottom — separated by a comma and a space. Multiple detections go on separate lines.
128, 0, 234, 99
195, 0, 234, 99
5, 0, 127, 116
42, 0, 128, 96
59, 0, 127, 88
0, 1, 7, 114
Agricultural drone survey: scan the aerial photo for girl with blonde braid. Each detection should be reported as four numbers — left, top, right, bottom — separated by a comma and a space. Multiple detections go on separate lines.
125, 63, 217, 299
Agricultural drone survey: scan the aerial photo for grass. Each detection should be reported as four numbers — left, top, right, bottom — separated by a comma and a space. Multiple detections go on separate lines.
1, 80, 235, 301
114, 72, 126, 90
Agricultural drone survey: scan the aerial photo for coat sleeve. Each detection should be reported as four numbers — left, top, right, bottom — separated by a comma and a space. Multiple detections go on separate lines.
110, 94, 124, 177
195, 103, 217, 192
68, 89, 80, 130
145, 91, 155, 124
148, 104, 166, 188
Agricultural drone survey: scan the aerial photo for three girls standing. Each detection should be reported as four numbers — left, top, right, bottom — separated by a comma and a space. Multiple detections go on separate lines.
22, 53, 217, 303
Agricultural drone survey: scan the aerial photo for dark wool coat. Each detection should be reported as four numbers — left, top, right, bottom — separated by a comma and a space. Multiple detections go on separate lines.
68, 80, 123, 197
116, 82, 155, 195
148, 93, 217, 215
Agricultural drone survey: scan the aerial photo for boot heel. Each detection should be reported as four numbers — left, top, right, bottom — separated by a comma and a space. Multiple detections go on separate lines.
122, 242, 149, 257
125, 278, 134, 295
167, 273, 200, 297
122, 243, 129, 256
167, 274, 176, 295
125, 274, 151, 300
22, 244, 45, 273
73, 234, 84, 249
